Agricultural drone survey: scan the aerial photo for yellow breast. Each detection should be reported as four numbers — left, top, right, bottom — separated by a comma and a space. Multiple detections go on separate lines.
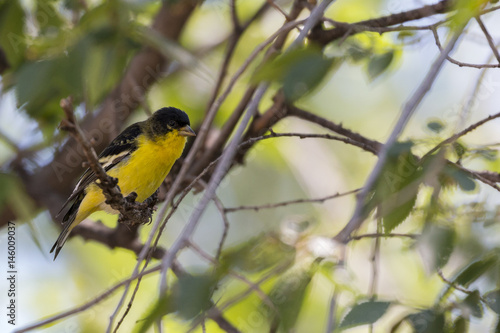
109, 132, 187, 202
78, 131, 187, 218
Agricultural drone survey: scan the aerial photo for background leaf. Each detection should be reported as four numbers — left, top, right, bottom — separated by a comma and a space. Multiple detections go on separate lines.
454, 255, 497, 287
339, 301, 391, 329
407, 310, 445, 333
0, 0, 26, 68
367, 51, 394, 80
220, 234, 295, 273
265, 263, 316, 331
252, 47, 337, 101
462, 290, 483, 318
368, 141, 422, 232
417, 224, 455, 272
485, 290, 500, 314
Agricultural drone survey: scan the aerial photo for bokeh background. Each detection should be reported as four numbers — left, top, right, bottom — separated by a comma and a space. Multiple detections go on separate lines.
2, 0, 500, 332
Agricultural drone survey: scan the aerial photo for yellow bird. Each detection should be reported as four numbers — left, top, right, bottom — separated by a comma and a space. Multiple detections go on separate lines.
51, 107, 196, 259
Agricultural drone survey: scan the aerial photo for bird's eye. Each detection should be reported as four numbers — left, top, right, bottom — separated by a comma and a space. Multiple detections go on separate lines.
168, 120, 176, 127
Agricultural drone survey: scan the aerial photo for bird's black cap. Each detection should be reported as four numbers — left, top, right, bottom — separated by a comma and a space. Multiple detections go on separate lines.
148, 107, 192, 137
152, 107, 190, 126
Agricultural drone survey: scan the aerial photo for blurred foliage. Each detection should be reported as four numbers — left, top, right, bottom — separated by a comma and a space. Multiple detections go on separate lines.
252, 46, 339, 101
3, 0, 140, 134
264, 261, 316, 332
451, 0, 490, 29
367, 141, 421, 233
220, 234, 295, 273
339, 300, 391, 329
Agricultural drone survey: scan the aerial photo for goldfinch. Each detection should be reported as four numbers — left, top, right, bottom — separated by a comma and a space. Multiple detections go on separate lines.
51, 107, 196, 259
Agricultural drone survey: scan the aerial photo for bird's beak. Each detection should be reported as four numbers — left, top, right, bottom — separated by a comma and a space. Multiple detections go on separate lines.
179, 125, 196, 137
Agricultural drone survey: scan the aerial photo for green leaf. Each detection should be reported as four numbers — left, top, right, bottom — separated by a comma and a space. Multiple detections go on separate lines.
427, 119, 445, 133
495, 315, 500, 333
452, 316, 468, 333
443, 164, 476, 192
266, 263, 315, 331
0, 0, 26, 68
252, 47, 338, 101
84, 28, 136, 107
339, 301, 391, 329
485, 290, 500, 314
220, 234, 295, 273
368, 141, 421, 233
450, 0, 488, 29
382, 193, 417, 233
137, 271, 221, 333
36, 0, 65, 33
175, 273, 218, 319
367, 51, 394, 80
135, 295, 172, 333
476, 149, 497, 161
417, 224, 455, 272
453, 142, 467, 159
0, 173, 35, 222
346, 44, 371, 62
15, 41, 87, 128
397, 31, 416, 40
462, 290, 483, 318
406, 310, 445, 333
454, 255, 497, 288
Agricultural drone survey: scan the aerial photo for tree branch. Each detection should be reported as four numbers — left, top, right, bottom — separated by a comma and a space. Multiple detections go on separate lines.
309, 0, 453, 45
288, 105, 382, 154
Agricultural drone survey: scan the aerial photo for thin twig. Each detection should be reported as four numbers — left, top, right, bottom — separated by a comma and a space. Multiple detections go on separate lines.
437, 268, 486, 302
347, 233, 419, 242
225, 188, 360, 213
248, 131, 378, 154
431, 27, 500, 69
290, 0, 336, 51
424, 110, 500, 159
13, 265, 161, 333
474, 16, 500, 64
213, 196, 230, 260
368, 220, 381, 333
455, 42, 500, 131
326, 290, 339, 333
288, 106, 382, 154
266, 0, 292, 21
229, 0, 241, 30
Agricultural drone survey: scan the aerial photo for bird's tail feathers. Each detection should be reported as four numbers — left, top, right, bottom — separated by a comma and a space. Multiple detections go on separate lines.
51, 194, 83, 260
50, 221, 74, 260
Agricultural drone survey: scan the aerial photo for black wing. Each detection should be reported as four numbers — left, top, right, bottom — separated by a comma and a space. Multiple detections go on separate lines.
57, 122, 143, 219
